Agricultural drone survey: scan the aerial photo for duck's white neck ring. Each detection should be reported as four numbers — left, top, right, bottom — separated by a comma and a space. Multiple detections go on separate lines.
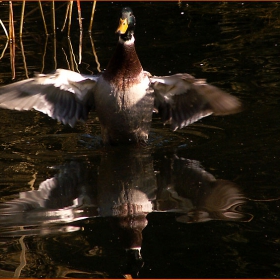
119, 34, 135, 45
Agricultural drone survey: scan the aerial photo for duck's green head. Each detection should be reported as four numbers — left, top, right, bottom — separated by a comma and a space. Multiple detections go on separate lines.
116, 7, 136, 40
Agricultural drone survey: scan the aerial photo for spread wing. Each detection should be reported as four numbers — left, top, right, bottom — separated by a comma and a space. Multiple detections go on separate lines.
151, 73, 242, 130
0, 69, 99, 127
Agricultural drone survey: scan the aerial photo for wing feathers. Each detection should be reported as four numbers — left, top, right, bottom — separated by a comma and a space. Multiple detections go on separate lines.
0, 69, 99, 127
151, 74, 242, 130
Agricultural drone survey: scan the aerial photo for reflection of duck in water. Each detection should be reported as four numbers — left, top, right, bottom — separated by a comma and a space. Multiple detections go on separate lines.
0, 7, 241, 145
0, 151, 249, 226
0, 150, 248, 278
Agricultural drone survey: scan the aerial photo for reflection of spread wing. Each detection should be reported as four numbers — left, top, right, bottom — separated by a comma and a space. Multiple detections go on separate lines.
156, 155, 217, 201
0, 69, 99, 127
155, 155, 247, 223
151, 73, 242, 130
0, 161, 98, 233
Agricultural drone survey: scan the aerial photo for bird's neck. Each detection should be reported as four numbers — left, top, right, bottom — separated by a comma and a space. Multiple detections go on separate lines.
103, 36, 143, 85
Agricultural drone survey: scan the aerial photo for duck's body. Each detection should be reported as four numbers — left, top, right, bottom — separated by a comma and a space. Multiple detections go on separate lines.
95, 73, 153, 144
0, 7, 241, 145
95, 36, 154, 143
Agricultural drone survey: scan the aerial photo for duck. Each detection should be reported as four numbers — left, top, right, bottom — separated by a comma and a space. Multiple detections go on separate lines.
0, 7, 241, 145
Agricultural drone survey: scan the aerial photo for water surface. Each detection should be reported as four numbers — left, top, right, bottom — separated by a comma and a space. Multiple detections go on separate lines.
0, 2, 280, 278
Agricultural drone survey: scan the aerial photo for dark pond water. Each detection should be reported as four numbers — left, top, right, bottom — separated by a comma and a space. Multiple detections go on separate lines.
0, 1, 280, 278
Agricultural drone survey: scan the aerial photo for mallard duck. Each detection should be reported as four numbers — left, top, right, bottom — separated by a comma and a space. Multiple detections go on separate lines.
0, 7, 241, 145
